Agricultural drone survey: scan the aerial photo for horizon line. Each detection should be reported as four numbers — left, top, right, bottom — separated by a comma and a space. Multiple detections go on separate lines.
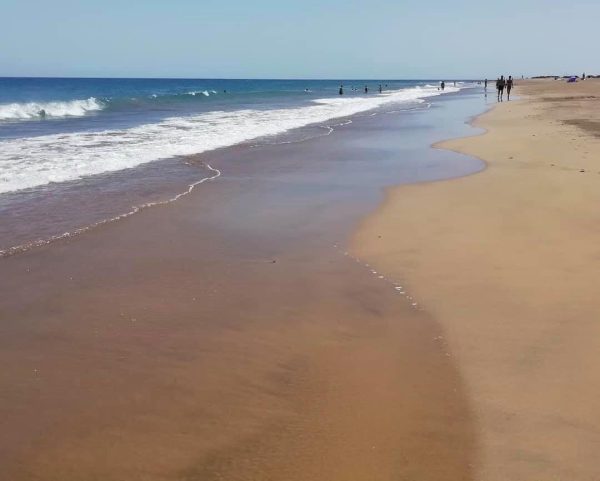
0, 75, 487, 81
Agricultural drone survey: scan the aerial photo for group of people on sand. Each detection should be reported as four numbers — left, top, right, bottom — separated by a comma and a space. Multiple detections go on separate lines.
483, 76, 514, 102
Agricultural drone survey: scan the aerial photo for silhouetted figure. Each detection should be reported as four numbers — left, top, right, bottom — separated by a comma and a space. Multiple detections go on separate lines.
441, 81, 445, 90
379, 84, 382, 93
484, 78, 488, 90
583, 72, 586, 80
339, 84, 344, 95
496, 76, 505, 102
364, 85, 368, 93
506, 76, 514, 100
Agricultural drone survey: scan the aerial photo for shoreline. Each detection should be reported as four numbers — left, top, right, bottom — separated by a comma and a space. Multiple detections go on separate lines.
0, 87, 463, 258
0, 165, 222, 258
0, 90, 486, 480
353, 79, 600, 479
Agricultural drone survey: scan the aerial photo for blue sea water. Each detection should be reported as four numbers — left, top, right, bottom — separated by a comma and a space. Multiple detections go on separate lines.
0, 78, 442, 139
0, 78, 465, 194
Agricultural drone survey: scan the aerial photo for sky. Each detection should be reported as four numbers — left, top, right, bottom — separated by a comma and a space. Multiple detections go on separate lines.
1, 0, 598, 79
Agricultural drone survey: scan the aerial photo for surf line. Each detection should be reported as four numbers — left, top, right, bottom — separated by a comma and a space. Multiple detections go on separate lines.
0, 164, 222, 259
332, 243, 423, 311
250, 118, 353, 148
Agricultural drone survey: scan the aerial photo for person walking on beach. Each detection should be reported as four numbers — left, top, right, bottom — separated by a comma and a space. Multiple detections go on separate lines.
484, 78, 488, 90
506, 76, 514, 101
496, 76, 505, 102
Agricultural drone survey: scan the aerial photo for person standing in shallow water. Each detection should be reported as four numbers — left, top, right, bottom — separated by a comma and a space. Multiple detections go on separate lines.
364, 85, 368, 94
506, 76, 514, 101
484, 78, 488, 90
496, 76, 505, 102
440, 81, 445, 90
339, 84, 343, 95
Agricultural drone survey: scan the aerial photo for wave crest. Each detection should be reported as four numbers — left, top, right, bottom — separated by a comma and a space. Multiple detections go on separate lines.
185, 90, 211, 97
0, 97, 104, 121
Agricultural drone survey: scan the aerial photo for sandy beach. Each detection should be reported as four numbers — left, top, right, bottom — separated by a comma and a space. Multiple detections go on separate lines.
3, 0, 600, 477
354, 79, 600, 479
6, 78, 599, 479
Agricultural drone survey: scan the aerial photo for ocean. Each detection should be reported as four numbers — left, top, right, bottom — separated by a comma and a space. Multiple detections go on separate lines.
0, 77, 471, 255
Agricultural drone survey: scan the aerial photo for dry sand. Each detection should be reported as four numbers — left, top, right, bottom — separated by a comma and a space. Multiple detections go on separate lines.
353, 79, 600, 480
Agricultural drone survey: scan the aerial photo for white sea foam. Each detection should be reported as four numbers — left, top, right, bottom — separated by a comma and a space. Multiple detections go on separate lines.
0, 85, 459, 194
186, 90, 211, 97
0, 97, 104, 120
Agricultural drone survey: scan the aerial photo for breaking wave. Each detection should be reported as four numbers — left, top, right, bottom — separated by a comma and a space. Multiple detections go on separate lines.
0, 97, 105, 120
0, 84, 460, 194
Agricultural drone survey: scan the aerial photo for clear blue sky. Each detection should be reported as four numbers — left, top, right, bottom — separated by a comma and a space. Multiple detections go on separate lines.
1, 0, 598, 79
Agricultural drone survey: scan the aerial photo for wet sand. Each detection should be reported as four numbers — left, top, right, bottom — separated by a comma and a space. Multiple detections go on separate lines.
354, 79, 600, 479
0, 93, 485, 480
